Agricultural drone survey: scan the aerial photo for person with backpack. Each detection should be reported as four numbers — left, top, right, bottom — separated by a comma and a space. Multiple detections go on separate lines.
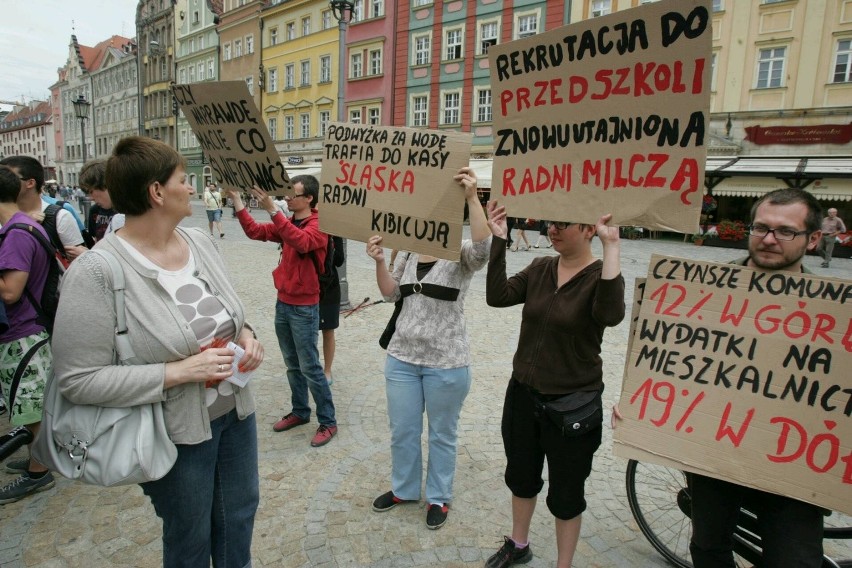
0, 165, 56, 504
318, 235, 345, 385
0, 156, 88, 265
79, 159, 124, 240
226, 175, 338, 448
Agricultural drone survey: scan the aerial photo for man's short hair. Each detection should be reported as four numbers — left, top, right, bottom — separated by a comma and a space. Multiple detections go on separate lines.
750, 188, 823, 234
0, 166, 21, 203
291, 174, 319, 208
0, 155, 43, 190
106, 136, 185, 216
79, 159, 107, 192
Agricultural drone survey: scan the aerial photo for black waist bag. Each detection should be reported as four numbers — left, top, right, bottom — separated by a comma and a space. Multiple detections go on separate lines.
541, 390, 603, 437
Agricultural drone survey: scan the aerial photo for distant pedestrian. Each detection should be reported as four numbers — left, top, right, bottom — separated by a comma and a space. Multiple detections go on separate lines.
203, 183, 224, 239
366, 166, 490, 530
319, 236, 344, 385
534, 220, 552, 248
818, 207, 846, 268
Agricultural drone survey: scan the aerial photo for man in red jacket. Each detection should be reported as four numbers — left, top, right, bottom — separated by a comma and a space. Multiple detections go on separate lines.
229, 175, 338, 447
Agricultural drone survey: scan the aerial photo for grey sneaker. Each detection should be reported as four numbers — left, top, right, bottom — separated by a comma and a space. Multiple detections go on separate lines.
0, 472, 55, 504
4, 457, 29, 474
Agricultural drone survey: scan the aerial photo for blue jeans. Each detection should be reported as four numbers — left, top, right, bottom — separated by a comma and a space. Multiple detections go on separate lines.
274, 301, 336, 426
141, 410, 259, 568
384, 356, 471, 505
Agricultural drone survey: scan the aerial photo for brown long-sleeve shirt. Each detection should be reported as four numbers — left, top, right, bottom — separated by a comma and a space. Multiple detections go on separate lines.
486, 237, 625, 394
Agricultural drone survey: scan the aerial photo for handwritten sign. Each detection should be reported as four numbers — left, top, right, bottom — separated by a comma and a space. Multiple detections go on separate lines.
489, 0, 711, 233
318, 122, 472, 260
172, 81, 291, 197
614, 255, 852, 515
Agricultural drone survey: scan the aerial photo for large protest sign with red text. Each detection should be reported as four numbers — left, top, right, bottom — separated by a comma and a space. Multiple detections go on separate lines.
318, 122, 472, 261
489, 0, 711, 234
614, 255, 852, 515
173, 81, 292, 197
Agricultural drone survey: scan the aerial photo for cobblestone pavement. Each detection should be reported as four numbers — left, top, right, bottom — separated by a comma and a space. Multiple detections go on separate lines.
2, 201, 850, 567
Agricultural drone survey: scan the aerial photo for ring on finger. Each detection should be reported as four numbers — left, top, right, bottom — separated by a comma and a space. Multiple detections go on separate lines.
218, 364, 226, 372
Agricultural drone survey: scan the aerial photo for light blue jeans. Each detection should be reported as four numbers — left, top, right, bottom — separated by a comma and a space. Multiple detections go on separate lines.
141, 410, 259, 568
274, 301, 336, 426
384, 355, 471, 505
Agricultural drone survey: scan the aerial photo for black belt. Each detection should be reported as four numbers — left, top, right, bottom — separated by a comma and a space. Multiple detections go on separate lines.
398, 282, 459, 302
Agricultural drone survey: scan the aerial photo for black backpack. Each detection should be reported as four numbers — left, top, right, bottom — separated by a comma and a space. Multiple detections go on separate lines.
312, 236, 344, 300
0, 224, 62, 334
42, 201, 95, 253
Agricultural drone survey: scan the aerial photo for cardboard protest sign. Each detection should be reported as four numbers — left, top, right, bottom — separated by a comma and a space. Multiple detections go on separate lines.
614, 255, 852, 515
489, 0, 711, 233
318, 123, 472, 260
172, 81, 291, 197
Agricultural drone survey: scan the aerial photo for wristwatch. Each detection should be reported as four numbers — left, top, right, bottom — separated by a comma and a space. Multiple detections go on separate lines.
268, 207, 280, 219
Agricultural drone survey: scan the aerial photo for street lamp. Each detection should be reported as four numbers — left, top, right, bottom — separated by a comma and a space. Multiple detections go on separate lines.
72, 94, 91, 166
330, 0, 354, 309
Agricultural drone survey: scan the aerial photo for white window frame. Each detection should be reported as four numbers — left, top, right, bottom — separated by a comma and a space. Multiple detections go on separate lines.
441, 90, 461, 125
413, 32, 431, 66
349, 109, 362, 123
286, 22, 295, 41
320, 55, 332, 83
300, 113, 311, 138
515, 10, 539, 40
710, 52, 718, 91
267, 117, 277, 139
246, 35, 254, 54
270, 27, 278, 46
411, 94, 428, 127
444, 27, 463, 61
319, 110, 330, 136
223, 43, 232, 61
208, 59, 214, 79
369, 48, 382, 75
712, 0, 723, 11
322, 10, 333, 30
352, 0, 364, 21
285, 63, 295, 89
197, 62, 205, 81
755, 46, 786, 89
474, 87, 492, 123
833, 39, 852, 83
284, 115, 294, 139
302, 16, 311, 36
591, 0, 611, 17
367, 106, 380, 125
234, 39, 242, 58
477, 18, 500, 55
371, 0, 384, 18
267, 68, 278, 92
350, 52, 363, 78
412, 0, 431, 6
245, 76, 254, 95
300, 60, 311, 86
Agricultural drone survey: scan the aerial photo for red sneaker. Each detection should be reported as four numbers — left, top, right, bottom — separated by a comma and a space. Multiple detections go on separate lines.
273, 413, 309, 432
310, 424, 338, 447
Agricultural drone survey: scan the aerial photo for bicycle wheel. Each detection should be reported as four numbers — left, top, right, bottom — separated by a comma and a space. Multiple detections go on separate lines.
824, 511, 852, 567
625, 459, 694, 568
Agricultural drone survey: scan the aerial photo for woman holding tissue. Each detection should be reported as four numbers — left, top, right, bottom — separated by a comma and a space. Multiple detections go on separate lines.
51, 136, 264, 568
365, 166, 490, 530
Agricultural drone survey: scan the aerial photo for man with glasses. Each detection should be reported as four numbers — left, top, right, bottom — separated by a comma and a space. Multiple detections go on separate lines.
689, 187, 826, 567
227, 175, 338, 448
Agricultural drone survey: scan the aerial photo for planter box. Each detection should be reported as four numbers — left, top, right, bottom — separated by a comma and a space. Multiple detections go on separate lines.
702, 237, 748, 250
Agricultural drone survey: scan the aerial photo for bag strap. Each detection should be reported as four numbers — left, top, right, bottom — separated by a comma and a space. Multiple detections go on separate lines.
90, 249, 137, 365
4, 224, 56, 321
399, 282, 460, 302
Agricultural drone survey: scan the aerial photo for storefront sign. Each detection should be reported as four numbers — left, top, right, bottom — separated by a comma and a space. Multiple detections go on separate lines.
745, 124, 852, 145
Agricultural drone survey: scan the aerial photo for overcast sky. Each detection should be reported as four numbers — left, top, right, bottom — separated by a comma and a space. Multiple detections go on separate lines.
0, 0, 139, 108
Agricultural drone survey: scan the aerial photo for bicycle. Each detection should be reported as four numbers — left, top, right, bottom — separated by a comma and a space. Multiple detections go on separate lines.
625, 459, 852, 568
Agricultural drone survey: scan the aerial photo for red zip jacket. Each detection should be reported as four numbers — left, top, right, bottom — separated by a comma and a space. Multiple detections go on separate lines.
236, 208, 328, 305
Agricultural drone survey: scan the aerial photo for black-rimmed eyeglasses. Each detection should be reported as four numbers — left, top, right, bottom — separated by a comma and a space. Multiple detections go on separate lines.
748, 224, 808, 241
546, 221, 573, 230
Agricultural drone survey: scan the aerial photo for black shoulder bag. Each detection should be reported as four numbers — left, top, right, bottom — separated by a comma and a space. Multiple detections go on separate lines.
378, 282, 460, 349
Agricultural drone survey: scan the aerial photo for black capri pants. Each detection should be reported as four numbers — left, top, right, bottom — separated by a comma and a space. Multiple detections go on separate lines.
501, 378, 602, 520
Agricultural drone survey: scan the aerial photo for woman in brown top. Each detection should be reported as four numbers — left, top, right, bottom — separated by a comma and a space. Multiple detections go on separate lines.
483, 202, 625, 568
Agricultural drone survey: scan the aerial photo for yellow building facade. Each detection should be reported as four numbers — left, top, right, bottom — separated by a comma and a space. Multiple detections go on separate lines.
261, 0, 340, 165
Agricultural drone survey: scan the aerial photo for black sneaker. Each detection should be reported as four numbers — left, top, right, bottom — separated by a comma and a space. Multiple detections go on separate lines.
372, 490, 416, 512
426, 503, 448, 530
0, 472, 55, 505
485, 536, 533, 568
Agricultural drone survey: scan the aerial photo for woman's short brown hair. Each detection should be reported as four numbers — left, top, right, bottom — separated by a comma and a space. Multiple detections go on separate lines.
106, 136, 185, 216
